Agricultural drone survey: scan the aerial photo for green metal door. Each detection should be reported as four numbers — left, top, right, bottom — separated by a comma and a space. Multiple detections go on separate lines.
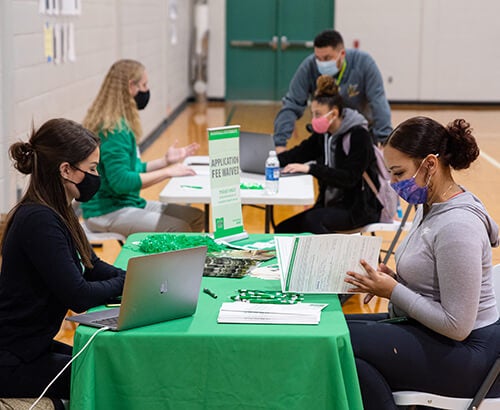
226, 0, 334, 101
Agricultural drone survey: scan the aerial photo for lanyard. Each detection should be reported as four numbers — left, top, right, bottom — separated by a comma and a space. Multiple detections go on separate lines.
231, 289, 304, 304
335, 60, 347, 85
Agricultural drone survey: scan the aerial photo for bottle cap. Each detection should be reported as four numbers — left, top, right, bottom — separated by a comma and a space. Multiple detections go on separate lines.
269, 150, 276, 156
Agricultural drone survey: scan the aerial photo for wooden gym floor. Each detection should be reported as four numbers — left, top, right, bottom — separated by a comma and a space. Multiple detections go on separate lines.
55, 101, 500, 345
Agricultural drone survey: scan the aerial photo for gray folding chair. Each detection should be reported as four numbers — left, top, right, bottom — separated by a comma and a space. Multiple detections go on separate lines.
339, 205, 413, 265
80, 221, 125, 247
72, 201, 125, 247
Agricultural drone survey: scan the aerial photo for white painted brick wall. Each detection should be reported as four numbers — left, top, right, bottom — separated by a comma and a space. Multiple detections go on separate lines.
207, 0, 225, 99
0, 0, 195, 212
164, 0, 193, 116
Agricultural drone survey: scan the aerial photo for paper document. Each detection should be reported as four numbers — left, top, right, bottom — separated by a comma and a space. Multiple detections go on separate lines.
275, 234, 382, 294
217, 302, 327, 325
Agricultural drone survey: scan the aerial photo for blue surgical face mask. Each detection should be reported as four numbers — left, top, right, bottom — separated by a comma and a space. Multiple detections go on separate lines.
390, 157, 433, 205
316, 55, 341, 77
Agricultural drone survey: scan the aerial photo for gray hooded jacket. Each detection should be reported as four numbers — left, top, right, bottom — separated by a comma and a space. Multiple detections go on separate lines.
324, 108, 368, 168
390, 190, 499, 341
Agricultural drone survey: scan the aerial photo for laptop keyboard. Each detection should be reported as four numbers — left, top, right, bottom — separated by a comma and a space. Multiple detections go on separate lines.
92, 316, 119, 328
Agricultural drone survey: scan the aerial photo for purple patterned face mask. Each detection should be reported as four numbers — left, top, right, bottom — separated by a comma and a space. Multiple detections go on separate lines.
390, 157, 433, 204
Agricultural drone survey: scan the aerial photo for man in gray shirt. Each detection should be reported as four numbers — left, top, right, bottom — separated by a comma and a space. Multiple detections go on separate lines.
274, 30, 392, 150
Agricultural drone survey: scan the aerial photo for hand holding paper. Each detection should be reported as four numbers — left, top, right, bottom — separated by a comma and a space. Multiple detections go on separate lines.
363, 262, 396, 304
345, 259, 398, 300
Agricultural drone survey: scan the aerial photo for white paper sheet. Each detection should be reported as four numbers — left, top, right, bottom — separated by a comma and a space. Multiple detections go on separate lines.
275, 234, 382, 294
275, 236, 295, 291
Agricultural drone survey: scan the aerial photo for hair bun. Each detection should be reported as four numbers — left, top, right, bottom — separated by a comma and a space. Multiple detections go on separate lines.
21, 142, 34, 156
445, 119, 479, 170
9, 141, 35, 175
315, 74, 339, 97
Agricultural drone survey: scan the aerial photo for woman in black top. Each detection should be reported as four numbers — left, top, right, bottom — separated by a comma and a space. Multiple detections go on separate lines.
276, 75, 381, 233
0, 119, 125, 402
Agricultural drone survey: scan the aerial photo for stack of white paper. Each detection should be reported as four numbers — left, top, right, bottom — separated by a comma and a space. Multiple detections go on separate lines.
248, 265, 281, 280
217, 301, 327, 325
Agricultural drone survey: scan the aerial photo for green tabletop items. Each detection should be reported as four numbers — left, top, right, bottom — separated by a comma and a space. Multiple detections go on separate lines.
133, 233, 226, 254
231, 289, 304, 304
240, 182, 264, 190
129, 233, 276, 279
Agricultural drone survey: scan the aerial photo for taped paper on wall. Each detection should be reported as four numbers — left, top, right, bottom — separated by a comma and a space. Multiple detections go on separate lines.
43, 22, 54, 63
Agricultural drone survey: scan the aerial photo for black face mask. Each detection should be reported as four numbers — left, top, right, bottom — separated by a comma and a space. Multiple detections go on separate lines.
69, 167, 101, 202
134, 89, 150, 110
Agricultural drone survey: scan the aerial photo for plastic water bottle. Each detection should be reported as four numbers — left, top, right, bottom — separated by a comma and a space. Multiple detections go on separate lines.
265, 150, 280, 195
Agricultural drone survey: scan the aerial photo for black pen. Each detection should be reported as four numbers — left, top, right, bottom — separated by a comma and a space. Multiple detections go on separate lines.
203, 288, 218, 299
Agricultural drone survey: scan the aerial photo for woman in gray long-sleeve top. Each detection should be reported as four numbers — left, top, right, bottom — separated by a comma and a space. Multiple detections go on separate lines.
344, 116, 499, 410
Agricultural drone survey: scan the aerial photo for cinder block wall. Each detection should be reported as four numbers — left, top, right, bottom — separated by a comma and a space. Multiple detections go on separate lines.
0, 0, 194, 212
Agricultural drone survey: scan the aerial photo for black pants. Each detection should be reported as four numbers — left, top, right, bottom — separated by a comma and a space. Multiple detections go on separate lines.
346, 314, 500, 410
275, 206, 375, 234
0, 340, 72, 400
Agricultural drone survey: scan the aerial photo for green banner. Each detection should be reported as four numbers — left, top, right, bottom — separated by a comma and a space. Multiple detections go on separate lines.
208, 126, 247, 241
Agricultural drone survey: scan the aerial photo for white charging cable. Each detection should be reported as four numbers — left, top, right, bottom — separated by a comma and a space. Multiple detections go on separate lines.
29, 326, 110, 410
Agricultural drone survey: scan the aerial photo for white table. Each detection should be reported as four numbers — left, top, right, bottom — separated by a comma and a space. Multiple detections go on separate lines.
159, 156, 315, 232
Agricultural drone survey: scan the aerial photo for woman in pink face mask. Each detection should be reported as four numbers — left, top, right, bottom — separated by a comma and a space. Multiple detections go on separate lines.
275, 75, 381, 233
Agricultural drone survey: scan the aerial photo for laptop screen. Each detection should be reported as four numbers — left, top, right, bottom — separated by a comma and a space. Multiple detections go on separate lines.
239, 131, 275, 174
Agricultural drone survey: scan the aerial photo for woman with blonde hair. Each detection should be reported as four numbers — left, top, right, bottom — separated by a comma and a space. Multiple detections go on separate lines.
275, 75, 381, 233
81, 59, 204, 235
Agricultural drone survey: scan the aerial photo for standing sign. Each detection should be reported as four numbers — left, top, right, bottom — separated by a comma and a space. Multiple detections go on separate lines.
208, 125, 248, 242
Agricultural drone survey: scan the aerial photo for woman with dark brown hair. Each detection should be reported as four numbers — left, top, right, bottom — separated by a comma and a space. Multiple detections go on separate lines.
345, 116, 499, 409
0, 118, 125, 403
275, 74, 381, 233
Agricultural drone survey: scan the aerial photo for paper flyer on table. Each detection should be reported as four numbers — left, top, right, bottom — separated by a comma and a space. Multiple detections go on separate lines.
217, 302, 328, 325
275, 234, 382, 294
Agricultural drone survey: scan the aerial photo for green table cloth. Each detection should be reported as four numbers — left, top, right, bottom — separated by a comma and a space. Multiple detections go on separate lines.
70, 233, 362, 410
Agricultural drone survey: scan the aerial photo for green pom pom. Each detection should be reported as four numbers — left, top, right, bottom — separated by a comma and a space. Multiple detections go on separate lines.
137, 234, 225, 254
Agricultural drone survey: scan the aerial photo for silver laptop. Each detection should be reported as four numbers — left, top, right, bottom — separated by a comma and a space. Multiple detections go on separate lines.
239, 131, 276, 174
238, 131, 304, 177
67, 246, 207, 331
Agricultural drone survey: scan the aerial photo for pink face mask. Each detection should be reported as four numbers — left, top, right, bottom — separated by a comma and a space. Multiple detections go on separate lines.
311, 110, 333, 134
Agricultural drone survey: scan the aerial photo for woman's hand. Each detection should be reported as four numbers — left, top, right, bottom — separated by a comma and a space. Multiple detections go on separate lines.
165, 140, 200, 165
345, 259, 398, 300
141, 163, 196, 188
165, 163, 197, 177
379, 262, 396, 278
362, 262, 397, 303
281, 163, 309, 174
